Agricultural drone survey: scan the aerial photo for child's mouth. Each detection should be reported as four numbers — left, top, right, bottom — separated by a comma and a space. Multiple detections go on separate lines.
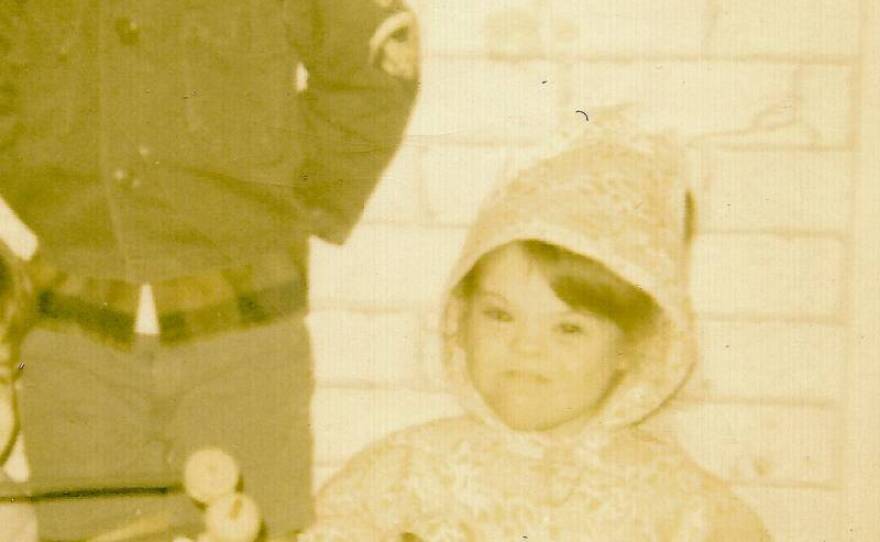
502, 370, 550, 385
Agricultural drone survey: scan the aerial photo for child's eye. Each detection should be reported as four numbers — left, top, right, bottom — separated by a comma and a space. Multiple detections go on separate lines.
482, 307, 513, 322
557, 322, 584, 335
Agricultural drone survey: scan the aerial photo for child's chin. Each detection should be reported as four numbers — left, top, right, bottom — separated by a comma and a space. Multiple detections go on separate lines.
492, 400, 594, 434
495, 407, 567, 433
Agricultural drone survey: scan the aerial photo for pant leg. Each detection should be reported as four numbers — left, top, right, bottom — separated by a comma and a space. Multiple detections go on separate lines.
163, 312, 315, 538
18, 313, 315, 540
16, 327, 198, 541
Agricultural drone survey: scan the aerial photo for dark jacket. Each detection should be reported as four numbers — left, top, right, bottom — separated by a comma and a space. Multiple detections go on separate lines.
0, 0, 419, 282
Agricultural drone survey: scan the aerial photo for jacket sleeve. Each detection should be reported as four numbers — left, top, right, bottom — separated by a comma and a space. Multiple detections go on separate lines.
655, 442, 772, 541
0, 1, 32, 229
0, 1, 23, 156
672, 473, 773, 541
284, 0, 420, 245
701, 491, 773, 542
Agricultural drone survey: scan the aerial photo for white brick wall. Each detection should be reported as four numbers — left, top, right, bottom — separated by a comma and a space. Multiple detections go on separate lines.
2, 1, 875, 540
360, 143, 424, 224
736, 486, 841, 542
706, 0, 861, 57
308, 310, 423, 386
689, 321, 844, 401
542, 1, 707, 56
408, 57, 558, 143
415, 0, 536, 55
690, 234, 844, 318
421, 144, 510, 224
703, 151, 852, 233
311, 388, 461, 465
675, 403, 838, 486
566, 62, 800, 136
309, 224, 466, 308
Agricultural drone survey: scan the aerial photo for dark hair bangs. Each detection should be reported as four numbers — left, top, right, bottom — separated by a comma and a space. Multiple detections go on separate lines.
519, 240, 657, 335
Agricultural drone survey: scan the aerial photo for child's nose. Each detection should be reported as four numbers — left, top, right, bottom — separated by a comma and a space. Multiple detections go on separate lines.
511, 323, 546, 356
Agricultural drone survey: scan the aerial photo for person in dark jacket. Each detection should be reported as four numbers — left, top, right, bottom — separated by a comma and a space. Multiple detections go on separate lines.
0, 1, 419, 539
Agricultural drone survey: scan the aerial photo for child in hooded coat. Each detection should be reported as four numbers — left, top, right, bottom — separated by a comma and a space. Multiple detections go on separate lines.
300, 125, 771, 541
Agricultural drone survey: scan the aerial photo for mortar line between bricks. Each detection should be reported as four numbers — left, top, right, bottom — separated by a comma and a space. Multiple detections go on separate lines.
424, 51, 860, 66
377, 217, 855, 239
673, 395, 837, 410
404, 138, 854, 152
694, 229, 850, 241
315, 379, 451, 393
716, 146, 854, 154
309, 299, 437, 313
315, 384, 449, 397
730, 480, 841, 492
402, 134, 542, 147
715, 143, 855, 152
412, 144, 433, 223
416, 311, 439, 390
702, 0, 719, 51
695, 145, 716, 240
357, 215, 858, 239
308, 305, 422, 316
836, 0, 870, 515
360, 217, 468, 229
694, 312, 845, 326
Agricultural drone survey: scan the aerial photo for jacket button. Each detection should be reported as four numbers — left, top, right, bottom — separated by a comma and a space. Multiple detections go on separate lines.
112, 167, 142, 189
114, 17, 141, 46
112, 168, 131, 182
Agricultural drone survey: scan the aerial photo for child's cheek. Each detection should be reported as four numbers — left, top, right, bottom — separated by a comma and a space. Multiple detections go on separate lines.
475, 319, 514, 350
555, 341, 612, 380
550, 341, 588, 373
480, 339, 510, 370
467, 326, 504, 370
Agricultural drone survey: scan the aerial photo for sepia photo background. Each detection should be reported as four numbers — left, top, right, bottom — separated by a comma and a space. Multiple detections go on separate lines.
2, 1, 878, 540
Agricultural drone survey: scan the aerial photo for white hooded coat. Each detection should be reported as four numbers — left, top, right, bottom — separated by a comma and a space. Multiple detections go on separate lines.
301, 125, 770, 541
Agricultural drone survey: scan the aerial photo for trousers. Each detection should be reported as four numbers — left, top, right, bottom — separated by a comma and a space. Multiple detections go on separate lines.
17, 313, 315, 541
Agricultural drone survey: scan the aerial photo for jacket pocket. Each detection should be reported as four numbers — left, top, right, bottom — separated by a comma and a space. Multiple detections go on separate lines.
179, 2, 296, 169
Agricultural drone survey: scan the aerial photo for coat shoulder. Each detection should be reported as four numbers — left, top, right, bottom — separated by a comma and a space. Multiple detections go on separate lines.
614, 429, 772, 540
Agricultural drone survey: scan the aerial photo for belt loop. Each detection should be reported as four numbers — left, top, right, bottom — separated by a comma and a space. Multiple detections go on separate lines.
135, 284, 160, 336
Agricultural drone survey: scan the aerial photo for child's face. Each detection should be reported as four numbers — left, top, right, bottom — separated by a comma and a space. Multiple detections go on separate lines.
463, 243, 625, 433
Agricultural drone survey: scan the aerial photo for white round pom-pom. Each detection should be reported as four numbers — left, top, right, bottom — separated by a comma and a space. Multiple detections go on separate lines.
183, 448, 240, 505
204, 493, 262, 542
